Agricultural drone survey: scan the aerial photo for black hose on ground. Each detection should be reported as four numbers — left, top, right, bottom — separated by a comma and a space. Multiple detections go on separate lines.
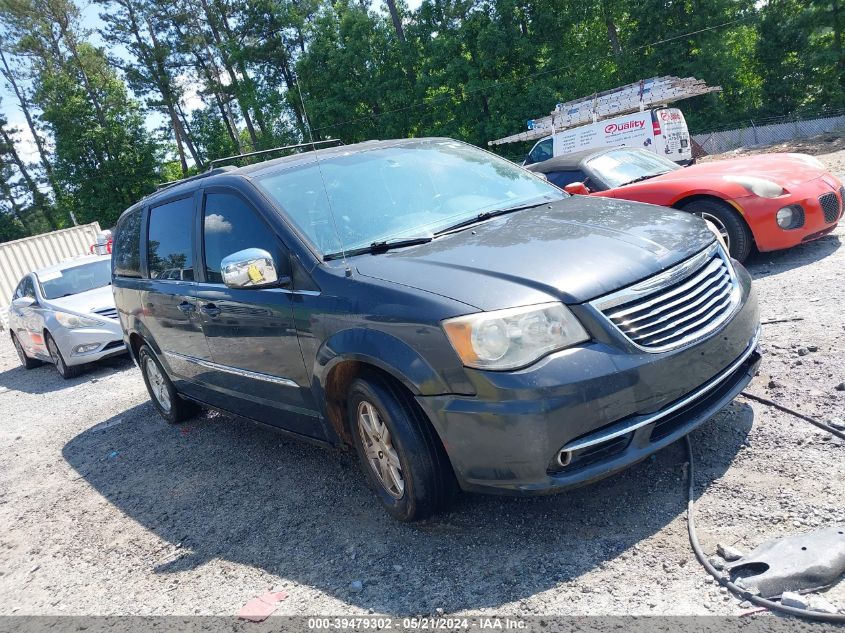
684, 435, 845, 623
740, 391, 845, 441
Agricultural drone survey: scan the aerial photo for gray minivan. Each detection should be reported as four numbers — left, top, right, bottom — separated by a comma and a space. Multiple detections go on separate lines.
111, 138, 761, 521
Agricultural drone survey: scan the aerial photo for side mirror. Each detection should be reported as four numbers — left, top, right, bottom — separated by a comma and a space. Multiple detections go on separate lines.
12, 296, 36, 309
564, 182, 591, 195
221, 248, 289, 289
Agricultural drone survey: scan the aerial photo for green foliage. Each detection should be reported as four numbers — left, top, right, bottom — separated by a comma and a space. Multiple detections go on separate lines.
37, 42, 161, 227
1, 0, 845, 243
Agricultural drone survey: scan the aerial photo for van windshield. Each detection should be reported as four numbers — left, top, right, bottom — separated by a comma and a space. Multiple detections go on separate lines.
586, 148, 680, 188
37, 260, 112, 299
255, 140, 565, 257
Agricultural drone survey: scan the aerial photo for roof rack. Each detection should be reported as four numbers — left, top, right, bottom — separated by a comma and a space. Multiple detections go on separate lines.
154, 139, 343, 192
208, 139, 342, 169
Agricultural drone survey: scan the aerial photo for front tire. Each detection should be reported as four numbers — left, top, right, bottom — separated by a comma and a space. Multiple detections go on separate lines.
681, 198, 753, 262
348, 373, 455, 521
45, 332, 81, 379
139, 344, 197, 424
11, 333, 41, 369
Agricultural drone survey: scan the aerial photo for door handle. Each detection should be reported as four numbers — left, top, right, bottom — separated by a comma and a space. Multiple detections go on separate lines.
177, 301, 196, 313
200, 303, 222, 317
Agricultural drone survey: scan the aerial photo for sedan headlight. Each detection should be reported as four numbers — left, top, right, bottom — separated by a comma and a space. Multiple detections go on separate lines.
724, 175, 785, 199
55, 311, 101, 329
442, 302, 589, 370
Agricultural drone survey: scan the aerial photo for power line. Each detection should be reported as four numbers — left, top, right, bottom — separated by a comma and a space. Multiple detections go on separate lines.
310, 13, 758, 135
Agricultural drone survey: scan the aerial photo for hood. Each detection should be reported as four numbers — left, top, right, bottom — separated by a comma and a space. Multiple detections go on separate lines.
353, 196, 714, 311
45, 284, 115, 316
651, 153, 827, 189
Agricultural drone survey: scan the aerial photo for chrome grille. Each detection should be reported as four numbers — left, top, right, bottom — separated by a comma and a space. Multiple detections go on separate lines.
592, 244, 740, 352
93, 307, 118, 320
819, 192, 840, 224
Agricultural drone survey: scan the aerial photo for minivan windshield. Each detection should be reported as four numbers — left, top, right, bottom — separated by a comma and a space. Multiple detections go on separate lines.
586, 148, 680, 188
255, 140, 565, 257
37, 260, 112, 299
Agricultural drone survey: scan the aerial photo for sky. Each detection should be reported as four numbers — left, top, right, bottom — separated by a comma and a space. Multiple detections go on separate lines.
0, 0, 424, 163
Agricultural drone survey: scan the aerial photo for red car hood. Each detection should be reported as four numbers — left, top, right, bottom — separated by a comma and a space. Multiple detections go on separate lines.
652, 153, 828, 189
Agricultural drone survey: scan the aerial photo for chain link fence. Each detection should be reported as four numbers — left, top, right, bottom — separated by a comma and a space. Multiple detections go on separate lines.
692, 110, 845, 157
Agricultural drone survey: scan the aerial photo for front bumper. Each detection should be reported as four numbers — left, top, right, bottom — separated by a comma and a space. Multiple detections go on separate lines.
50, 323, 127, 366
417, 265, 760, 495
736, 174, 843, 252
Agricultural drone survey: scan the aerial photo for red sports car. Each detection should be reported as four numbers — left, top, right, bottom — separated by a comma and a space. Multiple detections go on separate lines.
526, 147, 843, 261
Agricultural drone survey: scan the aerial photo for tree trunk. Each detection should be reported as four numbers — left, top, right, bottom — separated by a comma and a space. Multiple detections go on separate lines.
385, 0, 406, 42
198, 0, 260, 147
0, 173, 30, 231
606, 17, 622, 56
176, 102, 202, 168
0, 44, 62, 203
0, 125, 61, 228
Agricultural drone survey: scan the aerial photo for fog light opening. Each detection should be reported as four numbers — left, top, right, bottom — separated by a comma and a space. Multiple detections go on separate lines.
776, 204, 804, 229
73, 343, 101, 355
557, 450, 572, 468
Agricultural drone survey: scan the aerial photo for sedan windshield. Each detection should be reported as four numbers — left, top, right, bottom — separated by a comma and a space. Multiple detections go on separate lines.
255, 140, 565, 256
38, 260, 112, 299
586, 149, 681, 188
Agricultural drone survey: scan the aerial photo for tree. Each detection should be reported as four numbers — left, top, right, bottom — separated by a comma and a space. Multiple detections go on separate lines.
37, 42, 161, 227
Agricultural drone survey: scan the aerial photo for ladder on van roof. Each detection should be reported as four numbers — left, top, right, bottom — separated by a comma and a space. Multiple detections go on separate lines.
488, 76, 720, 146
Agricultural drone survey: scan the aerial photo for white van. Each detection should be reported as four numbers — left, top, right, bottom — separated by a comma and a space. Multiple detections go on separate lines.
524, 107, 692, 166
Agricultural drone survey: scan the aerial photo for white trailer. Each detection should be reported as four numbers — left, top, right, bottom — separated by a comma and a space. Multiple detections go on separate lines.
0, 223, 102, 330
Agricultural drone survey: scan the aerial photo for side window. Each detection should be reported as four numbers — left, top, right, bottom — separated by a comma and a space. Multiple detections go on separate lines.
547, 170, 587, 188
528, 138, 553, 164
113, 207, 143, 278
18, 276, 36, 299
147, 197, 195, 281
202, 192, 281, 284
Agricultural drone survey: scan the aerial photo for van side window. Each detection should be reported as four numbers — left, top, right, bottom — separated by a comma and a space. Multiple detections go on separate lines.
147, 197, 195, 281
113, 207, 143, 278
202, 192, 281, 284
528, 138, 553, 164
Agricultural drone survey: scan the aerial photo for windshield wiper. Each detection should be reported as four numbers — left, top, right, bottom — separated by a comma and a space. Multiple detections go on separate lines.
325, 235, 433, 259
619, 172, 670, 187
434, 200, 552, 236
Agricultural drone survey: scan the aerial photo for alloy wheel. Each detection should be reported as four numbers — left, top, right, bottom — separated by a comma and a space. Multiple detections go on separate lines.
357, 400, 404, 499
47, 337, 67, 375
700, 213, 731, 252
144, 357, 172, 413
12, 336, 27, 365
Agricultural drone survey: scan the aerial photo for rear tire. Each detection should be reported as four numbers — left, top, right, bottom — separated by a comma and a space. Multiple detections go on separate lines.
11, 333, 41, 369
45, 332, 81, 379
681, 198, 753, 262
139, 344, 197, 424
347, 373, 456, 521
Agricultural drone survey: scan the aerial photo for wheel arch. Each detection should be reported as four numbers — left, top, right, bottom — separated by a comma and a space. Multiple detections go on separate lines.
313, 328, 452, 446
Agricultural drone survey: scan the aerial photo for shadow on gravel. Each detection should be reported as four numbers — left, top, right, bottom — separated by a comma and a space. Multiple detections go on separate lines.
0, 354, 134, 394
745, 234, 841, 280
62, 400, 753, 615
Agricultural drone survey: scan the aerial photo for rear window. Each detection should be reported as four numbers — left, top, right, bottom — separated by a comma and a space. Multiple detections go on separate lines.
113, 207, 143, 278
147, 197, 195, 281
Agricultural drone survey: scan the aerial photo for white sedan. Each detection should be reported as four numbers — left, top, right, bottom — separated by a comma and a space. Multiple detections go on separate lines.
8, 255, 126, 379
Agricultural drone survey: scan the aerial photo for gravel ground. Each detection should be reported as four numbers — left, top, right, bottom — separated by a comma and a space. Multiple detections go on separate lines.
0, 146, 843, 618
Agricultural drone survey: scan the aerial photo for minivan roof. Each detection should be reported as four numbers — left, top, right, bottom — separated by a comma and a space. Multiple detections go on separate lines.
131, 138, 446, 211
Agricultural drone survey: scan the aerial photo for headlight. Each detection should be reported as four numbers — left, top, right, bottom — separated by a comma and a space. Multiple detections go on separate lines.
724, 175, 785, 199
55, 312, 101, 329
442, 302, 589, 370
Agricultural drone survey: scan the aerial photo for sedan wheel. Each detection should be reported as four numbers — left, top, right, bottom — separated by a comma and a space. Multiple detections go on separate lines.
46, 334, 80, 379
357, 400, 405, 499
12, 334, 40, 370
